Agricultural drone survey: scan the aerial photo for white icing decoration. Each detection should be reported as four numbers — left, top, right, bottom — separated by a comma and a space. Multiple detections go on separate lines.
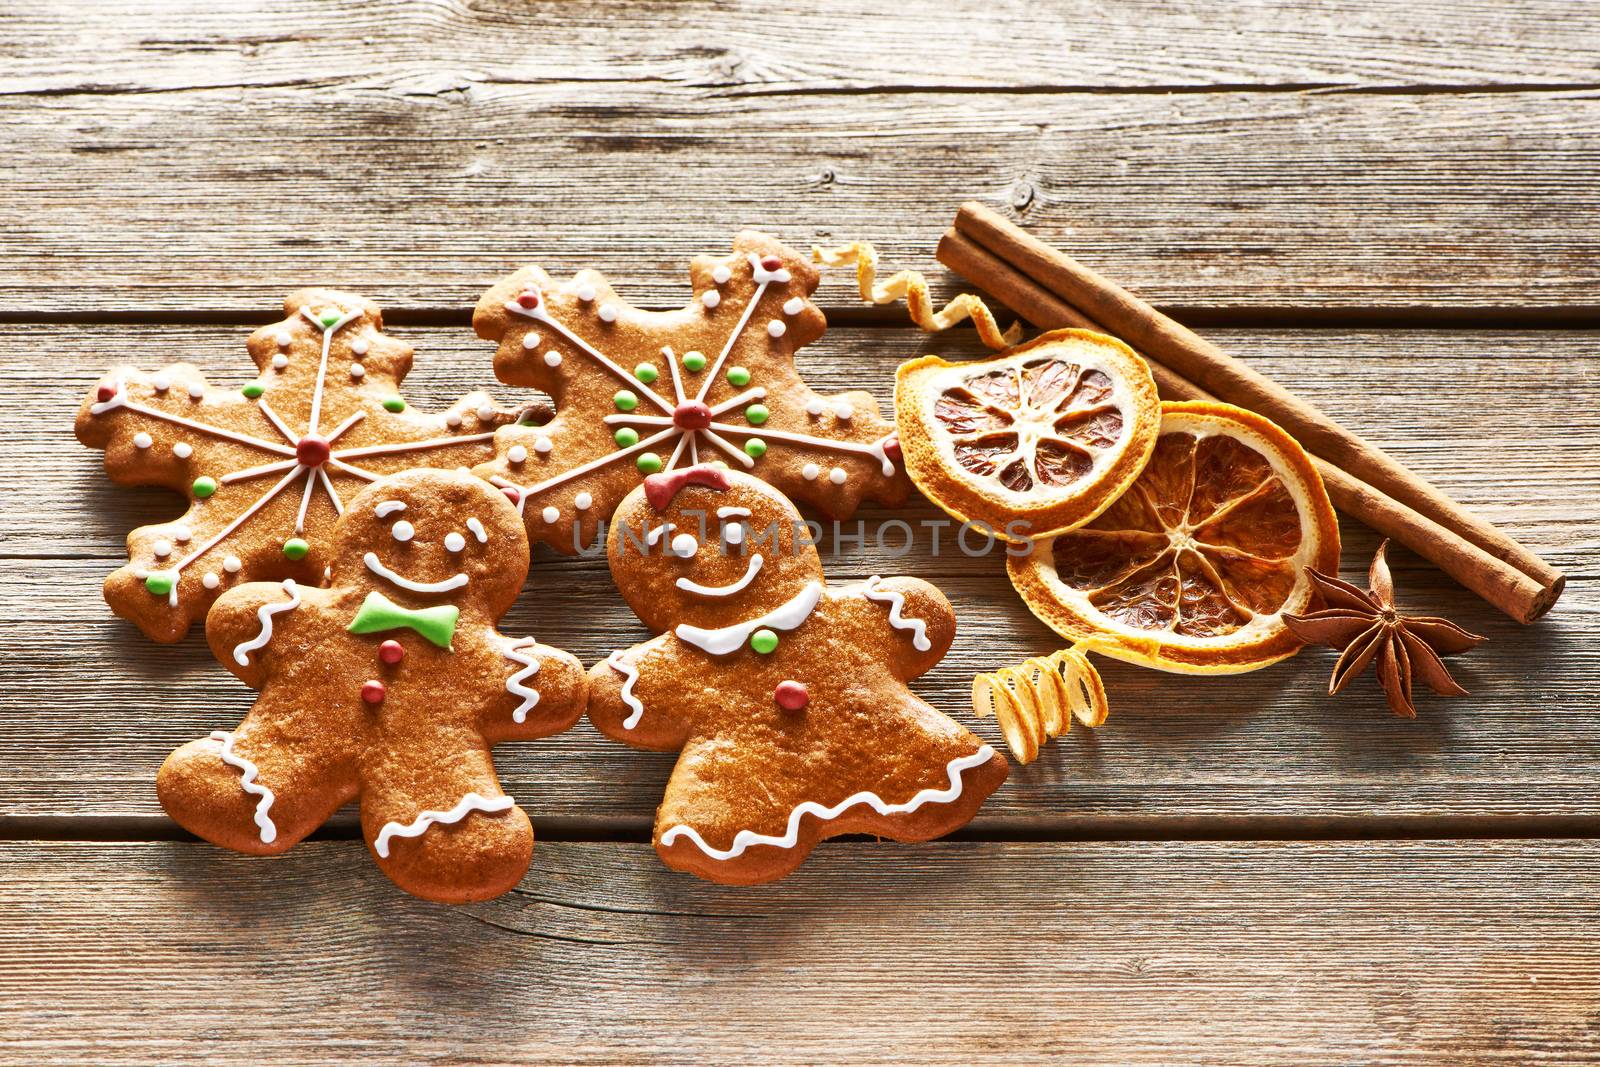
783, 297, 804, 316
860, 575, 932, 651
646, 523, 674, 547
675, 581, 822, 656
188, 382, 204, 399
224, 555, 242, 573
575, 282, 597, 302
274, 330, 292, 348
802, 463, 820, 480
669, 532, 698, 558
534, 436, 553, 454
351, 337, 369, 356
349, 363, 364, 379
133, 432, 153, 450
173, 442, 193, 459
701, 290, 720, 308
363, 552, 467, 594
804, 398, 826, 417
231, 579, 302, 666
209, 730, 278, 844
272, 353, 289, 370
522, 332, 541, 350
373, 792, 516, 858
660, 747, 996, 861
767, 319, 786, 338
173, 526, 192, 543
574, 492, 593, 511
444, 531, 466, 552
541, 506, 559, 524
446, 411, 463, 428
391, 520, 415, 543
712, 265, 732, 284
833, 401, 854, 420
606, 651, 645, 730
598, 303, 619, 322
477, 403, 495, 420
202, 572, 219, 589
677, 553, 764, 598
544, 351, 562, 367
374, 500, 406, 517
830, 467, 847, 485
718, 507, 750, 547
152, 374, 170, 392
466, 517, 488, 543
508, 444, 528, 464
502, 638, 542, 724
152, 539, 172, 558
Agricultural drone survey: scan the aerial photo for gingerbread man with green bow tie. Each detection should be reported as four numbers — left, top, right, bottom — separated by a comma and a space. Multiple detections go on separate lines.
157, 468, 587, 903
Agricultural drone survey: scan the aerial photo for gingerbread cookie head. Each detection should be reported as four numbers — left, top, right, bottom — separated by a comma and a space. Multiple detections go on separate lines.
607, 463, 823, 635
76, 288, 543, 642
329, 467, 528, 624
157, 468, 587, 904
471, 231, 910, 554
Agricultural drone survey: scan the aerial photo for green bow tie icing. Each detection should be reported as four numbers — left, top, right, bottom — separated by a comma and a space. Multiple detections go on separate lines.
348, 591, 459, 649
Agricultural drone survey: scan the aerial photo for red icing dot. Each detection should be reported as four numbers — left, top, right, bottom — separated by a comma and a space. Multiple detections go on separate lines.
516, 289, 541, 309
774, 680, 810, 711
672, 400, 712, 431
361, 680, 386, 705
96, 384, 116, 402
501, 486, 521, 505
378, 640, 405, 665
760, 255, 782, 272
882, 434, 902, 462
295, 435, 331, 467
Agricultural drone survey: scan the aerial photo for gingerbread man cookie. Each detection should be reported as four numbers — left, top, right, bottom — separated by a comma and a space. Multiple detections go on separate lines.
587, 464, 1008, 884
471, 232, 910, 552
157, 469, 585, 903
77, 289, 542, 641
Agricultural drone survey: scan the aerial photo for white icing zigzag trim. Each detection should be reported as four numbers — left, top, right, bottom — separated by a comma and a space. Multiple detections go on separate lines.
660, 745, 997, 861
208, 730, 278, 844
860, 575, 932, 651
231, 579, 302, 666
373, 792, 516, 858
502, 638, 542, 724
606, 650, 645, 730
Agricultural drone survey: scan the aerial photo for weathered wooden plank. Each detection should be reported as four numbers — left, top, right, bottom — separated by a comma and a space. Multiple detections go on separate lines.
3, 84, 1599, 312
2, 840, 1597, 1064
9, 0, 1600, 96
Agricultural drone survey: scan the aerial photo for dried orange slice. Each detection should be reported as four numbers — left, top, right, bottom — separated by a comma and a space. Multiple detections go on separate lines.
895, 329, 1160, 541
1008, 401, 1340, 674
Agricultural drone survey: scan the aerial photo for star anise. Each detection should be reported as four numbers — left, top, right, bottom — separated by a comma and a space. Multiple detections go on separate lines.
1283, 540, 1486, 719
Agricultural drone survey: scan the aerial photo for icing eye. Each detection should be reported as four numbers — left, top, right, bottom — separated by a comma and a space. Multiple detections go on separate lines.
722, 522, 745, 546
444, 531, 466, 553
392, 520, 415, 543
669, 532, 698, 559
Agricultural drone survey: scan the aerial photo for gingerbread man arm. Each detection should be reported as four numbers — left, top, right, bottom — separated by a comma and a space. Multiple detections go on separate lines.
204, 580, 316, 689
585, 635, 694, 751
482, 638, 588, 743
853, 575, 956, 681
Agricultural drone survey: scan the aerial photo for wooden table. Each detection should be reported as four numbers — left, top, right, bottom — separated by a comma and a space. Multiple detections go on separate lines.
4, 3, 1597, 1062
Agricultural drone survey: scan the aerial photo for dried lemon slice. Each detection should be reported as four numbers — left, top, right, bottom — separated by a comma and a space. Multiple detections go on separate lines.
896, 330, 1160, 541
1008, 401, 1340, 674
972, 645, 1109, 764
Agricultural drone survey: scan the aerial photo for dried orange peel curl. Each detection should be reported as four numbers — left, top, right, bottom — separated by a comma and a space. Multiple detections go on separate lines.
813, 241, 1022, 350
971, 644, 1109, 764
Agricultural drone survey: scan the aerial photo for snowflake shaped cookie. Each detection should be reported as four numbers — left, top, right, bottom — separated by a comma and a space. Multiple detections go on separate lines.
77, 289, 540, 642
471, 232, 911, 550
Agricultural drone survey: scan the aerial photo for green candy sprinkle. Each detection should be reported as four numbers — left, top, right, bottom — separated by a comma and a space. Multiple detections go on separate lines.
192, 476, 218, 499
144, 571, 175, 597
614, 427, 640, 447
745, 403, 769, 425
241, 382, 264, 399
282, 537, 310, 561
636, 452, 663, 475
682, 351, 708, 372
726, 366, 751, 387
750, 629, 779, 655
319, 312, 340, 328
744, 438, 767, 458
614, 390, 639, 412
634, 363, 659, 384
382, 396, 406, 413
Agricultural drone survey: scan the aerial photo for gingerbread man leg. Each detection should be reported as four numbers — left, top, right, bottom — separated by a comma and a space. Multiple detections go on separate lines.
358, 735, 532, 904
157, 714, 357, 855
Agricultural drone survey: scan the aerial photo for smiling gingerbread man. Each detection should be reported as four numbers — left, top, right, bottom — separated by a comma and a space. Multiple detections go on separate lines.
157, 469, 586, 903
587, 464, 1009, 884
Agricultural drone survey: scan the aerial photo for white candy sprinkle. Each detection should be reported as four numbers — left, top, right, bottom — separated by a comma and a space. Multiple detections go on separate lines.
702, 290, 720, 309
829, 467, 847, 484
152, 539, 172, 558
544, 350, 563, 367
445, 532, 466, 552
349, 363, 365, 379
576, 283, 596, 302
202, 573, 220, 590
805, 398, 827, 416
802, 463, 820, 481
598, 303, 619, 323
188, 383, 204, 399
275, 330, 292, 348
508, 444, 528, 464
445, 411, 463, 427
767, 319, 786, 338
541, 506, 559, 524
271, 353, 289, 370
670, 532, 698, 558
712, 265, 731, 284
152, 374, 170, 392
223, 555, 242, 573
833, 402, 854, 420
173, 526, 192, 543
534, 436, 553, 454
574, 492, 593, 511
351, 337, 369, 356
173, 442, 193, 458
392, 520, 415, 543
522, 332, 541, 350
133, 432, 153, 450
477, 403, 495, 420
783, 297, 804, 316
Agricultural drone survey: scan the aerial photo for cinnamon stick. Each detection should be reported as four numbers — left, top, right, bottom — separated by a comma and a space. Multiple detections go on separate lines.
936, 226, 1564, 624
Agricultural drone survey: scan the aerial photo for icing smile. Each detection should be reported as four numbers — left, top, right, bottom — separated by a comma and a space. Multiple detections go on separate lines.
363, 551, 468, 594
676, 553, 764, 598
